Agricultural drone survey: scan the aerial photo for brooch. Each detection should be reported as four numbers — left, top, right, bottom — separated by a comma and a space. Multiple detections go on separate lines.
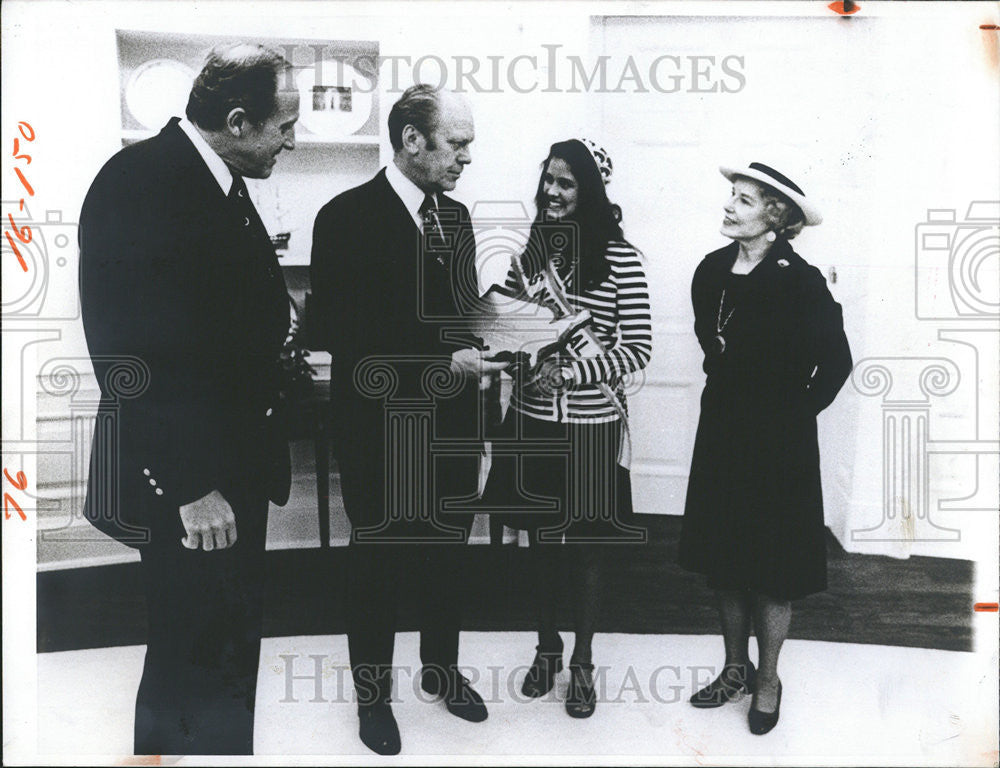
777, 258, 790, 268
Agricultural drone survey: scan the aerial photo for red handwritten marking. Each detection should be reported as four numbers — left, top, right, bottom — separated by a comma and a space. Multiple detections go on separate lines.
5, 231, 28, 272
4, 469, 26, 490
828, 1, 860, 15
6, 121, 35, 273
7, 213, 32, 244
12, 138, 32, 164
974, 602, 999, 612
14, 167, 34, 195
115, 755, 161, 766
3, 468, 28, 521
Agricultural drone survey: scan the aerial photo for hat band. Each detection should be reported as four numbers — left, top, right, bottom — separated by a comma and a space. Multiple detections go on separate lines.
748, 162, 804, 196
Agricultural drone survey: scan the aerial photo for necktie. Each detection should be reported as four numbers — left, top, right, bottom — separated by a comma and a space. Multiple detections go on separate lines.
229, 175, 277, 279
418, 193, 448, 265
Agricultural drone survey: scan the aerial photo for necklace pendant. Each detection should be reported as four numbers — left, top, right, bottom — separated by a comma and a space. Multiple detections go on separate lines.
714, 334, 727, 354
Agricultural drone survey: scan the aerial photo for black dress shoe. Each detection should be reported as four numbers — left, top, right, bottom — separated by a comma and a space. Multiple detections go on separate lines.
421, 668, 488, 723
358, 702, 401, 755
748, 679, 782, 735
565, 662, 596, 718
521, 646, 564, 698
689, 661, 757, 708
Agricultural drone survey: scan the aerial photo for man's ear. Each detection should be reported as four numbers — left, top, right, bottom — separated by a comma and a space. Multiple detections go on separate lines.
224, 107, 249, 137
400, 123, 424, 155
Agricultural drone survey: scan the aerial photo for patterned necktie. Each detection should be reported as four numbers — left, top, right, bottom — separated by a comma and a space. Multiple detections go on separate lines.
418, 193, 448, 265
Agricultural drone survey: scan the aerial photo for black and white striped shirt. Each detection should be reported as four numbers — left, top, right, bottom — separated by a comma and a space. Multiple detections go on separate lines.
509, 241, 653, 423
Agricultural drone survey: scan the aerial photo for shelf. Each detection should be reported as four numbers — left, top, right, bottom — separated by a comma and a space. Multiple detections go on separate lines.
296, 133, 380, 147
121, 129, 379, 148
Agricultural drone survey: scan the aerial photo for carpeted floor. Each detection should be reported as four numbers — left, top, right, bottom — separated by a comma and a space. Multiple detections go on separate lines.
37, 515, 974, 654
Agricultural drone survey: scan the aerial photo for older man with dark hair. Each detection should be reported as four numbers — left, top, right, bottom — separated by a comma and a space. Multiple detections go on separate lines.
79, 42, 299, 754
311, 84, 502, 755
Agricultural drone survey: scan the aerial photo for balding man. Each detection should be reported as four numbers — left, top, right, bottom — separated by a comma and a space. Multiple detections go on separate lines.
79, 43, 298, 754
311, 85, 501, 754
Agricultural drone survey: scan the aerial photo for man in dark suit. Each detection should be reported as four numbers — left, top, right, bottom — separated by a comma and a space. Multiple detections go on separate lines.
78, 43, 299, 755
311, 84, 505, 755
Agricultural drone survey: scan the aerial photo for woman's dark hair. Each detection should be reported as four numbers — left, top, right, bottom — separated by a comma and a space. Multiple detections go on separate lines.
521, 139, 624, 289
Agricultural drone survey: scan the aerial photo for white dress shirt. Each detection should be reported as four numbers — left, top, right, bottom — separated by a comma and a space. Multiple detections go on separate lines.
385, 160, 435, 232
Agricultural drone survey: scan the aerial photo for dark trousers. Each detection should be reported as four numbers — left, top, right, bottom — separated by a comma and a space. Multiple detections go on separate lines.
346, 539, 474, 705
336, 415, 479, 706
133, 485, 268, 755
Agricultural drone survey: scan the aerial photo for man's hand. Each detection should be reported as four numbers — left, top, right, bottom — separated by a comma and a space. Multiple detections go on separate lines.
451, 348, 508, 381
179, 490, 237, 552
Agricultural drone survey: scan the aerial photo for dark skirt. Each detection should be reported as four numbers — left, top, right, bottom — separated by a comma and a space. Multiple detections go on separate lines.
482, 408, 644, 544
678, 382, 828, 600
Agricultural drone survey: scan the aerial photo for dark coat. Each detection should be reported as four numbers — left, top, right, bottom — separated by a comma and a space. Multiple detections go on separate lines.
79, 118, 291, 546
678, 238, 853, 599
310, 169, 484, 538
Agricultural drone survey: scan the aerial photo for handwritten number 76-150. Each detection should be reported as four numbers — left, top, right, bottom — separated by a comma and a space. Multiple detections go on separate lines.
5, 121, 36, 272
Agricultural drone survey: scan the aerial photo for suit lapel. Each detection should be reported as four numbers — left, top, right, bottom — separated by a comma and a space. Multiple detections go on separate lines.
159, 118, 288, 340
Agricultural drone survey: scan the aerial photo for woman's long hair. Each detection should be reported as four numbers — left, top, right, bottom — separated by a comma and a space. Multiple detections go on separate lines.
521, 139, 624, 290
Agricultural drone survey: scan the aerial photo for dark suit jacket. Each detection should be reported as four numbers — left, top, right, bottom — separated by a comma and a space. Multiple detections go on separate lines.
79, 117, 291, 546
310, 168, 484, 535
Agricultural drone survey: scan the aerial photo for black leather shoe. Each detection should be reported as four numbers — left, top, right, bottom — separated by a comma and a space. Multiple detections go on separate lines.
421, 668, 488, 723
565, 662, 596, 718
358, 702, 401, 755
748, 679, 782, 735
521, 646, 564, 698
689, 661, 757, 708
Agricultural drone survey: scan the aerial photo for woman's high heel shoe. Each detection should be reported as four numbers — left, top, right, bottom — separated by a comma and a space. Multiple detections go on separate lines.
565, 662, 596, 718
689, 661, 757, 708
748, 679, 782, 735
521, 645, 563, 698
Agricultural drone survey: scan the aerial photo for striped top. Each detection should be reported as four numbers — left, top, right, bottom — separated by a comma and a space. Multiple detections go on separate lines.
508, 241, 653, 423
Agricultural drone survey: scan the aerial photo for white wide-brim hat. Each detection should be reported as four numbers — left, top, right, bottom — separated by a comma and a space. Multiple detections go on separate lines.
720, 162, 822, 226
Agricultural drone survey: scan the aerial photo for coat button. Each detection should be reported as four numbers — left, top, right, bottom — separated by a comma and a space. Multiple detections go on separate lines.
149, 478, 156, 486
266, 408, 273, 417
155, 488, 164, 496
143, 468, 151, 476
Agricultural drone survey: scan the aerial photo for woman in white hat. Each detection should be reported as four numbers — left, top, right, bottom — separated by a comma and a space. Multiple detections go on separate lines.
678, 162, 852, 734
483, 138, 652, 718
